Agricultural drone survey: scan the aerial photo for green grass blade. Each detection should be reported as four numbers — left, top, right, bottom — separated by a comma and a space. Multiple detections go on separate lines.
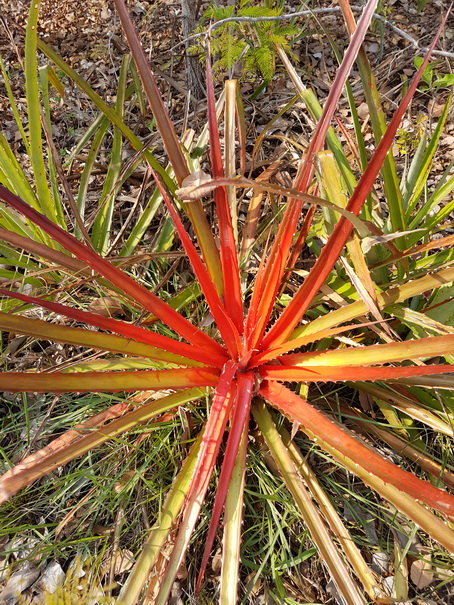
63, 112, 106, 167
0, 133, 41, 215
37, 38, 173, 189
24, 1, 60, 224
75, 116, 110, 239
91, 55, 130, 253
129, 57, 145, 116
252, 401, 366, 605
404, 94, 452, 217
339, 0, 406, 244
38, 66, 66, 227
0, 57, 31, 156
0, 388, 206, 503
408, 173, 454, 240
118, 433, 203, 605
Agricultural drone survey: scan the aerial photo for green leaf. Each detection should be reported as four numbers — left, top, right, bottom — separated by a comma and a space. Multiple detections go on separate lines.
414, 56, 434, 86
434, 73, 454, 88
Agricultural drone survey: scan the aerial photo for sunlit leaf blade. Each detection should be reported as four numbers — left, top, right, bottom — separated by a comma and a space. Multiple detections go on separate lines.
0, 309, 197, 366
0, 388, 206, 504
245, 0, 379, 348
282, 334, 454, 367
262, 13, 450, 350
0, 132, 45, 237
408, 173, 454, 241
294, 0, 379, 194
279, 423, 388, 602
152, 172, 242, 358
205, 54, 243, 332
344, 406, 454, 489
292, 265, 454, 340
224, 79, 239, 241
261, 363, 453, 383
252, 401, 366, 605
220, 421, 248, 605
196, 372, 254, 593
259, 381, 454, 519
118, 434, 204, 605
0, 367, 220, 393
315, 433, 454, 553
351, 381, 453, 436
62, 358, 164, 372
0, 185, 227, 357
0, 289, 217, 367
155, 362, 238, 605
250, 320, 380, 366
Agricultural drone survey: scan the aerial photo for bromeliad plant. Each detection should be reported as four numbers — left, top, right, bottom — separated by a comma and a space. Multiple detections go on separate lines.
0, 0, 454, 602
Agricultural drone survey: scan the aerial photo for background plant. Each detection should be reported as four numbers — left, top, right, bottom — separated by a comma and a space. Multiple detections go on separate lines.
0, 0, 454, 603
190, 0, 300, 85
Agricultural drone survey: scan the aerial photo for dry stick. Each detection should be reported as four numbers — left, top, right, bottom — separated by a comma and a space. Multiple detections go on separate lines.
180, 6, 454, 60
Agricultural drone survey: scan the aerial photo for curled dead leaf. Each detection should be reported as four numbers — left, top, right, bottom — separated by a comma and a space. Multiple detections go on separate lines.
88, 296, 123, 318
361, 230, 424, 254
410, 557, 434, 589
176, 169, 213, 200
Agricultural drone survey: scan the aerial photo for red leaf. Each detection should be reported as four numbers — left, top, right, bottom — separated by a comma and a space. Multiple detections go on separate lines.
0, 185, 226, 358
0, 367, 221, 393
152, 171, 242, 359
205, 52, 243, 333
196, 371, 253, 591
246, 0, 379, 348
260, 380, 454, 520
260, 364, 454, 383
262, 12, 450, 350
156, 361, 238, 603
0, 288, 227, 368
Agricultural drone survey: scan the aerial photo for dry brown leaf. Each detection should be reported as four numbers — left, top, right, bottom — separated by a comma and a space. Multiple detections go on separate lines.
88, 296, 123, 318
211, 547, 222, 574
176, 169, 213, 200
357, 102, 369, 119
111, 549, 134, 575
410, 557, 434, 589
